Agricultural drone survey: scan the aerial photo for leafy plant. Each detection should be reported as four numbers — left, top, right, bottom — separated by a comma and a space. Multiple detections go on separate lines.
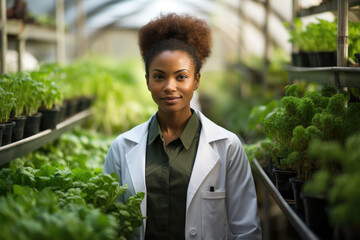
285, 18, 337, 52
328, 133, 360, 228
31, 70, 62, 109
0, 86, 16, 123
0, 185, 121, 240
0, 165, 145, 239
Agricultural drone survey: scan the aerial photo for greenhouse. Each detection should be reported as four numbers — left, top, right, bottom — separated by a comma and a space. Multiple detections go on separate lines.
0, 0, 359, 239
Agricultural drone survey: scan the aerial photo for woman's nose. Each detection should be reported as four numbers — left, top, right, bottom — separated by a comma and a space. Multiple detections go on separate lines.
163, 78, 176, 92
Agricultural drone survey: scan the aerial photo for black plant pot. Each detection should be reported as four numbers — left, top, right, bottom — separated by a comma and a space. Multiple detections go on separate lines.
10, 115, 26, 142
309, 51, 336, 67
57, 104, 67, 123
300, 51, 311, 67
65, 98, 79, 117
340, 225, 360, 240
1, 121, 16, 146
289, 177, 305, 212
272, 168, 297, 200
291, 52, 302, 67
39, 108, 60, 130
301, 193, 333, 239
0, 124, 4, 146
24, 112, 42, 137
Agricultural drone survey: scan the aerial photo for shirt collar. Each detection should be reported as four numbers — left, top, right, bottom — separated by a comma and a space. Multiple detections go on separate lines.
147, 110, 200, 150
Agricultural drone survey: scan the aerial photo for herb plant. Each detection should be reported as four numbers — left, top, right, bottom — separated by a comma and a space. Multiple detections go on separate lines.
0, 87, 16, 123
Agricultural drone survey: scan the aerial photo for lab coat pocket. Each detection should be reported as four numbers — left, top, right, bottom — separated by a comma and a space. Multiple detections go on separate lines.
201, 190, 227, 240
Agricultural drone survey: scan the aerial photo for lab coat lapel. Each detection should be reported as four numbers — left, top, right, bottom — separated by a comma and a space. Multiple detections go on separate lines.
186, 131, 220, 209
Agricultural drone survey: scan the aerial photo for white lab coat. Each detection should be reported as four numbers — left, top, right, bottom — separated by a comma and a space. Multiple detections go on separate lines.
104, 110, 262, 240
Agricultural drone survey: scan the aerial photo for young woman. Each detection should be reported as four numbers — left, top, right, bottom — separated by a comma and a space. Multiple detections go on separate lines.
104, 13, 262, 240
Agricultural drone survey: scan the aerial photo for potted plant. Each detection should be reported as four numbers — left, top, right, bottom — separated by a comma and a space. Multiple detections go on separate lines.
288, 125, 322, 212
285, 18, 337, 67
0, 87, 16, 145
31, 70, 62, 130
1, 72, 32, 142
328, 133, 360, 240
22, 74, 45, 137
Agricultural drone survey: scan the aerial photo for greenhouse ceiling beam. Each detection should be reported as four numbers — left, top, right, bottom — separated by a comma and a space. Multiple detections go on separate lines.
252, 0, 288, 23
238, 6, 280, 49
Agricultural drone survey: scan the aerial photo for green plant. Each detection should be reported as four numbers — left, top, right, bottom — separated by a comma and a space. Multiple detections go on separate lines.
0, 86, 16, 123
31, 70, 62, 109
328, 133, 360, 228
285, 18, 337, 52
348, 21, 360, 61
0, 165, 145, 239
0, 185, 120, 240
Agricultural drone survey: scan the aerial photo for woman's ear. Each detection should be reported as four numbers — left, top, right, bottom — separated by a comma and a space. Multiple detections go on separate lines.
146, 74, 150, 90
194, 73, 200, 90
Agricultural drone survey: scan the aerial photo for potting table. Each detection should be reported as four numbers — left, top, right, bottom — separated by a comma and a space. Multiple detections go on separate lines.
0, 109, 92, 166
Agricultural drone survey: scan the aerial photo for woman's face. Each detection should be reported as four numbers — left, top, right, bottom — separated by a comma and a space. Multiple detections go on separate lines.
146, 50, 200, 115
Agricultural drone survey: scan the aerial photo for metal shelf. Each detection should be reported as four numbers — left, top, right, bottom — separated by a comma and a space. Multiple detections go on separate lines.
285, 66, 360, 88
7, 19, 57, 42
298, 0, 360, 17
251, 158, 319, 240
0, 109, 92, 166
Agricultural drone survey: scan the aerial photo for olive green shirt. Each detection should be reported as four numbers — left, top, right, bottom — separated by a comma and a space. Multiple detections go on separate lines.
145, 111, 201, 240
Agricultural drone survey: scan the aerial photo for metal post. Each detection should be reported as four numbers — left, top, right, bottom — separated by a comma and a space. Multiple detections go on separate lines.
0, 0, 7, 73
337, 0, 348, 67
292, 0, 299, 52
76, 0, 87, 58
263, 0, 270, 88
56, 0, 65, 64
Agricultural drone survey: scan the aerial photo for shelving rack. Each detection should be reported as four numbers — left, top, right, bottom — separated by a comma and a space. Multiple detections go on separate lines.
0, 109, 92, 166
0, 0, 65, 73
253, 1, 360, 240
288, 0, 360, 88
0, 0, 89, 166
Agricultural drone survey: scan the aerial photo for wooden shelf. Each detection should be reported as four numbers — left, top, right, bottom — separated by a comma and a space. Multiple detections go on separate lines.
285, 66, 360, 88
251, 158, 319, 240
7, 19, 57, 42
0, 109, 92, 166
298, 0, 360, 17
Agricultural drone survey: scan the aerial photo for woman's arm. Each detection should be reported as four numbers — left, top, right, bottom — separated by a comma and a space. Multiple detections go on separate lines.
226, 134, 262, 239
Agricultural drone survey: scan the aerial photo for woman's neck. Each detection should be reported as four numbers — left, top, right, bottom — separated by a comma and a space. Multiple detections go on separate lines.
157, 108, 192, 145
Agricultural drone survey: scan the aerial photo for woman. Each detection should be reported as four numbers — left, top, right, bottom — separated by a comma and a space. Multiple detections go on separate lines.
104, 13, 262, 240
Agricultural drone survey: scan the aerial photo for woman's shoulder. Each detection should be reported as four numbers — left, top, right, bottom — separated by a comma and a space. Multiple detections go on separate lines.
196, 110, 241, 144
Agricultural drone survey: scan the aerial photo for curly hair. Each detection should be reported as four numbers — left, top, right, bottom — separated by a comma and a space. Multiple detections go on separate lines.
138, 13, 212, 76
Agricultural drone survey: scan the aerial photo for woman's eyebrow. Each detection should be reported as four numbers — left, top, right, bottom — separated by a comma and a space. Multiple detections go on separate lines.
151, 69, 165, 73
174, 69, 189, 74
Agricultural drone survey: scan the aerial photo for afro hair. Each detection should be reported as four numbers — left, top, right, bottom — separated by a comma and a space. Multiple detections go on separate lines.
138, 13, 212, 74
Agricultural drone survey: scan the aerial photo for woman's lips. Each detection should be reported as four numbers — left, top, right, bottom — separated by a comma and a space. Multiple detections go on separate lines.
161, 96, 181, 104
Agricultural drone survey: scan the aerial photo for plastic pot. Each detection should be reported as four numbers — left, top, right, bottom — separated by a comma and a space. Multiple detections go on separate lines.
64, 98, 79, 117
299, 52, 311, 67
289, 177, 305, 212
24, 112, 42, 137
1, 121, 16, 146
39, 107, 60, 130
309, 51, 336, 67
0, 124, 4, 146
272, 168, 297, 200
10, 115, 26, 142
301, 193, 332, 239
291, 52, 302, 67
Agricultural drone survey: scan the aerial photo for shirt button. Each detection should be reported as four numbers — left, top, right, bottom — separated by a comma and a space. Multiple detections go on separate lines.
189, 227, 198, 236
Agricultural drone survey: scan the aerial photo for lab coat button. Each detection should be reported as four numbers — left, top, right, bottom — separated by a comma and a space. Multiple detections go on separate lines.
189, 227, 198, 236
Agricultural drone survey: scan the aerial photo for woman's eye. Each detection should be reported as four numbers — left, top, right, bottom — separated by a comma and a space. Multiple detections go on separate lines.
153, 75, 163, 80
177, 75, 187, 80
